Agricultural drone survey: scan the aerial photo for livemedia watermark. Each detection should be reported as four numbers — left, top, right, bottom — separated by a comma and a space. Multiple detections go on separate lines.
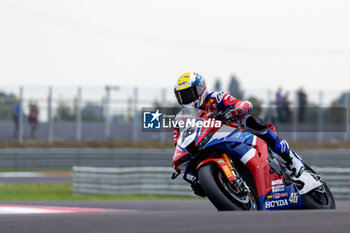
141, 107, 347, 133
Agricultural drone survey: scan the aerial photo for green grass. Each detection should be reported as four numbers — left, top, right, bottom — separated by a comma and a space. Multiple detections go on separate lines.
0, 183, 198, 201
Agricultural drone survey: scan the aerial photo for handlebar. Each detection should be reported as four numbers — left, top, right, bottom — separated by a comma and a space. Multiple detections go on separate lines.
213, 107, 239, 122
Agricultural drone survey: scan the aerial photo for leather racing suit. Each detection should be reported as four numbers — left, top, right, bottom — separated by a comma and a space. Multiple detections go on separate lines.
173, 91, 301, 171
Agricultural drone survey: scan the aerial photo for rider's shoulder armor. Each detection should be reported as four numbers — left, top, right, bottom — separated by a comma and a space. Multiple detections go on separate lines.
206, 91, 238, 109
204, 91, 233, 112
206, 91, 226, 103
207, 91, 225, 102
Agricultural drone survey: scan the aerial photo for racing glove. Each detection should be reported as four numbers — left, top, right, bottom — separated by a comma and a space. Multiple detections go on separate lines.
223, 106, 245, 123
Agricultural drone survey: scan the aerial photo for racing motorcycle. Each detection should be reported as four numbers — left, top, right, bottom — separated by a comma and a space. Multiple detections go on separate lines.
171, 108, 335, 210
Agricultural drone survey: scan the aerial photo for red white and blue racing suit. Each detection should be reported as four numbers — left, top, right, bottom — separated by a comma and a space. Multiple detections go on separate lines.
173, 91, 292, 162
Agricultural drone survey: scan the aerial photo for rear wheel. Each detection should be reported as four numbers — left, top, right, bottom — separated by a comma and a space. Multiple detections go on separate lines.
198, 163, 257, 211
301, 164, 336, 209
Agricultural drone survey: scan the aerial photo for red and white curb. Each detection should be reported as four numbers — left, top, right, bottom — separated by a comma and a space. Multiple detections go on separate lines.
0, 205, 136, 214
0, 172, 72, 178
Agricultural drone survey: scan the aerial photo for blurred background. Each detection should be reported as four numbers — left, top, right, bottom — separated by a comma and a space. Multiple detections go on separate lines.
0, 83, 349, 142
0, 0, 349, 201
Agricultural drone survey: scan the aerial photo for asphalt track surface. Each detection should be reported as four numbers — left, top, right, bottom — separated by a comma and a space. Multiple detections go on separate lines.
0, 172, 72, 183
0, 176, 72, 183
0, 200, 349, 233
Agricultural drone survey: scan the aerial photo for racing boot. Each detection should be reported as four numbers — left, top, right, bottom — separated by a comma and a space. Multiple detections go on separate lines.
259, 128, 305, 178
272, 139, 305, 178
241, 115, 305, 177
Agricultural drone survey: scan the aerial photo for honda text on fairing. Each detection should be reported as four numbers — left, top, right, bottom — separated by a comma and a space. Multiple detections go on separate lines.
171, 108, 335, 211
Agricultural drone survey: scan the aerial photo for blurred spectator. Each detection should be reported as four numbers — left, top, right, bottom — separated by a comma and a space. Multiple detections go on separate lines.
275, 87, 283, 122
281, 91, 291, 122
297, 87, 307, 123
28, 103, 39, 138
12, 103, 21, 137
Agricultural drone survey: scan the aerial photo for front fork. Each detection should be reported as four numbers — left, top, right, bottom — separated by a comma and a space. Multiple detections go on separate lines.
220, 153, 251, 195
196, 153, 250, 195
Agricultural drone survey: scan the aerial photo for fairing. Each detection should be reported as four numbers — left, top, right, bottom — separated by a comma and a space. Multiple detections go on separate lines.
172, 108, 307, 210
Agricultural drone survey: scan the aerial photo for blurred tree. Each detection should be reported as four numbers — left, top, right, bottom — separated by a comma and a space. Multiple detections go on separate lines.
214, 78, 222, 91
55, 100, 75, 121
152, 99, 161, 109
228, 74, 244, 99
81, 102, 104, 122
0, 91, 18, 120
336, 92, 350, 107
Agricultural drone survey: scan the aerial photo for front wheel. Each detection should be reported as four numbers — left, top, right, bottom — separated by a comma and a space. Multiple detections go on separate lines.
301, 164, 336, 209
198, 163, 257, 211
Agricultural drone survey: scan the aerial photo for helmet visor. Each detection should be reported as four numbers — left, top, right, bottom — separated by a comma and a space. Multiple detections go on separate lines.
175, 85, 204, 105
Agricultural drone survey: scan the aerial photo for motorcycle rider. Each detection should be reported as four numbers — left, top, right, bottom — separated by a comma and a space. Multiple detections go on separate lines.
173, 72, 305, 178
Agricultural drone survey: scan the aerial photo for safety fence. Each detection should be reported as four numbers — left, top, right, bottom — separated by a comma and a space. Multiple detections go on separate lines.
73, 166, 350, 200
73, 166, 194, 196
312, 167, 350, 200
1, 86, 349, 142
0, 148, 348, 199
1, 148, 350, 170
0, 148, 172, 170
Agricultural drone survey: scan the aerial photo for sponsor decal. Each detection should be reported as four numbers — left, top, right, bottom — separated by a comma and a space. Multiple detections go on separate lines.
274, 193, 280, 199
175, 152, 183, 156
218, 159, 225, 164
267, 195, 273, 199
289, 192, 299, 204
280, 192, 289, 197
222, 166, 232, 178
271, 179, 283, 186
280, 140, 289, 154
265, 199, 289, 209
216, 91, 224, 102
272, 185, 285, 193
